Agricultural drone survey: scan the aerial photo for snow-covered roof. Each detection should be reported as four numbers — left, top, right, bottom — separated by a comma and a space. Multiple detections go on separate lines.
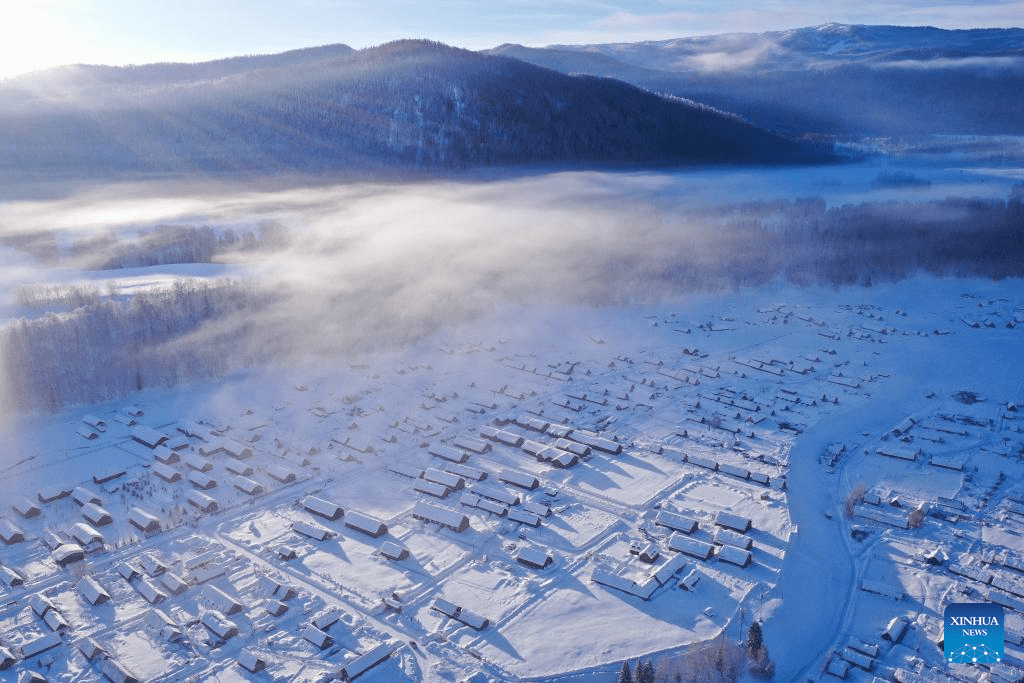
81, 502, 113, 526
72, 485, 102, 506
187, 469, 218, 490
69, 522, 104, 547
77, 426, 99, 440
0, 519, 25, 545
163, 435, 191, 451
292, 520, 333, 541
412, 501, 469, 532
116, 562, 140, 581
153, 461, 182, 482
43, 609, 69, 632
20, 631, 62, 658
78, 636, 105, 661
668, 534, 713, 560
203, 584, 244, 614
429, 444, 469, 463
152, 445, 179, 464
452, 435, 491, 454
413, 479, 450, 499
521, 501, 551, 516
714, 511, 752, 533
51, 543, 85, 567
201, 610, 238, 639
553, 438, 590, 458
516, 546, 553, 569
301, 624, 332, 648
655, 510, 698, 534
265, 598, 289, 616
882, 615, 908, 641
591, 567, 657, 600
499, 469, 539, 490
183, 453, 213, 472
344, 511, 388, 537
339, 642, 395, 680
376, 540, 408, 562
651, 553, 688, 585
239, 649, 268, 673
267, 463, 296, 483
92, 467, 126, 484
233, 475, 264, 495
78, 576, 111, 605
494, 430, 525, 447
29, 592, 57, 616
198, 440, 224, 456
160, 571, 189, 595
517, 415, 549, 432
187, 490, 219, 512
128, 507, 161, 533
826, 655, 849, 679
462, 493, 508, 516
714, 527, 753, 550
138, 552, 167, 576
222, 440, 253, 459
131, 425, 169, 449
508, 508, 542, 527
716, 544, 752, 567
567, 430, 622, 454
424, 468, 465, 490
136, 577, 166, 604
471, 483, 520, 506
13, 497, 42, 518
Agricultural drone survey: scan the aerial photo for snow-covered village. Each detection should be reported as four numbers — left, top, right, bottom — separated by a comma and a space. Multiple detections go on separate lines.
1, 273, 1022, 683
2, 8, 1024, 682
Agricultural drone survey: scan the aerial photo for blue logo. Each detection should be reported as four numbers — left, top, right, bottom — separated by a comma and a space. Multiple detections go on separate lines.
944, 603, 1004, 664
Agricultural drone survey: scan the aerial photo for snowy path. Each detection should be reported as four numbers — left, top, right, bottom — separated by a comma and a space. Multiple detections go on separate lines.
211, 525, 433, 678
763, 370, 933, 682
761, 418, 856, 683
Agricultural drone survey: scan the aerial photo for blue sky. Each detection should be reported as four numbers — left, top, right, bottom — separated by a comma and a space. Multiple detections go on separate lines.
2, 0, 1021, 78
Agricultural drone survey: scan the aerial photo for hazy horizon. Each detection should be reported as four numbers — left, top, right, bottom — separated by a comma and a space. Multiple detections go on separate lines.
2, 1, 1022, 79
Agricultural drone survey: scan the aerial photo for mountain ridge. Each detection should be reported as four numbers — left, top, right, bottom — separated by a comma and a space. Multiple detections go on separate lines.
487, 24, 1024, 136
0, 39, 828, 177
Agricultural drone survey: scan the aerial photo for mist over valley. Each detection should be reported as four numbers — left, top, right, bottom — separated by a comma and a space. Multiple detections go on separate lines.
0, 21, 1023, 683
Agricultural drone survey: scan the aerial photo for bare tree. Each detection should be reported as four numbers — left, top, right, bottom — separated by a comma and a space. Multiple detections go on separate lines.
844, 483, 866, 518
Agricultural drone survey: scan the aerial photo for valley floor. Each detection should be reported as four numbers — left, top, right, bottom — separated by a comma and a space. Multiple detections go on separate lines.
1, 275, 1023, 682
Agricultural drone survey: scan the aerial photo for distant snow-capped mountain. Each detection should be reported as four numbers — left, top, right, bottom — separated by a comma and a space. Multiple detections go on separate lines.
541, 24, 1024, 72
487, 25, 1024, 136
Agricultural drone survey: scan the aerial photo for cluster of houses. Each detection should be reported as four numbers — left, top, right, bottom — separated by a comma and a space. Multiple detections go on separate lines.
590, 509, 757, 602
4, 296, 930, 682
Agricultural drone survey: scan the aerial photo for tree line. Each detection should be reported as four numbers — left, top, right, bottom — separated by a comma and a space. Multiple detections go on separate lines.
613, 623, 772, 682
0, 279, 277, 413
1, 191, 1021, 414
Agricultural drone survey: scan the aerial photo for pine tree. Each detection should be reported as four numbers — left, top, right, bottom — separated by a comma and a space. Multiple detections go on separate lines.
617, 661, 632, 683
637, 659, 655, 683
747, 621, 763, 658
748, 621, 775, 679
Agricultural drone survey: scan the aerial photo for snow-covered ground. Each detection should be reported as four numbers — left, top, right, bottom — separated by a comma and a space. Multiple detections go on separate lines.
1, 273, 1023, 682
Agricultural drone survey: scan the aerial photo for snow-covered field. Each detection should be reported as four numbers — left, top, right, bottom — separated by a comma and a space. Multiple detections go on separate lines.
1, 272, 1023, 682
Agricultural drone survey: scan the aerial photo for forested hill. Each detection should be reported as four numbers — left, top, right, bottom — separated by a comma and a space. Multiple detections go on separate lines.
0, 40, 826, 176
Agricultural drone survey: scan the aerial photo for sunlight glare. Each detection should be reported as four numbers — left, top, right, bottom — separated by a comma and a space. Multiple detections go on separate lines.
0, 4, 80, 79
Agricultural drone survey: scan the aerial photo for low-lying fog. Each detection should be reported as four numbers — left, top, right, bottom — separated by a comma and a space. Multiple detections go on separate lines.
1, 159, 1022, 413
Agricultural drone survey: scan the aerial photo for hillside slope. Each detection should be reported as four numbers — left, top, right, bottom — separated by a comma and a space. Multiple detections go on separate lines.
0, 40, 824, 176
